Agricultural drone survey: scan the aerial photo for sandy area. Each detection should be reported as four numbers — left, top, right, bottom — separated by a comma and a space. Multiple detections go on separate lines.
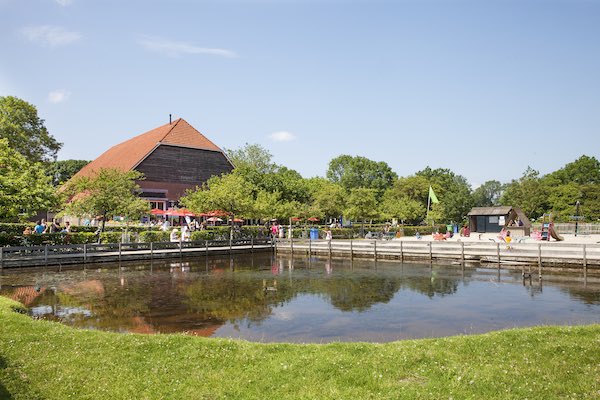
397, 232, 600, 244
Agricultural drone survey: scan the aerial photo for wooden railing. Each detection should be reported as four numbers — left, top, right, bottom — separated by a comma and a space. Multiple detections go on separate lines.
0, 238, 274, 268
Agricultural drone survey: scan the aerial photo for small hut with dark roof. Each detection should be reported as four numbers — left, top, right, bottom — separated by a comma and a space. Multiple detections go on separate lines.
467, 206, 531, 236
72, 118, 234, 209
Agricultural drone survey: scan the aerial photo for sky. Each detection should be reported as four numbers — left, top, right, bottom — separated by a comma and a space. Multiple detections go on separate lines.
1, 0, 599, 188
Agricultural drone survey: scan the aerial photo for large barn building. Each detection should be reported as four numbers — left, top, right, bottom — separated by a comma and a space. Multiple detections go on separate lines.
73, 118, 234, 210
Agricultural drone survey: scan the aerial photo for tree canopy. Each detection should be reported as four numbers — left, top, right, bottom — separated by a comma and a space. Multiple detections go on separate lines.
45, 159, 90, 186
0, 139, 57, 221
326, 155, 397, 193
0, 96, 62, 163
62, 168, 149, 232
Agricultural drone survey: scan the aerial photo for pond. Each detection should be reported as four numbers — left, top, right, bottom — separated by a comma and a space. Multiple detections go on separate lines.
1, 254, 599, 343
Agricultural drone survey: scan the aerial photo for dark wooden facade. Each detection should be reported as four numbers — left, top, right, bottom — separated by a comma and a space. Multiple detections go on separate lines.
135, 144, 233, 206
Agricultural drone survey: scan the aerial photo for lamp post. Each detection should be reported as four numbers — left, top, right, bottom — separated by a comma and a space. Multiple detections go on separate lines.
575, 200, 580, 237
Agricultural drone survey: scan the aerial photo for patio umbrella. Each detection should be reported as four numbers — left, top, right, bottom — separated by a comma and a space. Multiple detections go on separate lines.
307, 217, 320, 222
291, 217, 302, 222
150, 209, 166, 215
206, 217, 223, 222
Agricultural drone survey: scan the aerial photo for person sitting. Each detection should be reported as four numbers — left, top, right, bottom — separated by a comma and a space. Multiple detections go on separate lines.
170, 228, 180, 243
462, 226, 470, 237
23, 226, 32, 235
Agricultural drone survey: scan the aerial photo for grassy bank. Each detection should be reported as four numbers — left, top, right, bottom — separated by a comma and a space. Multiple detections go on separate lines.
0, 296, 598, 399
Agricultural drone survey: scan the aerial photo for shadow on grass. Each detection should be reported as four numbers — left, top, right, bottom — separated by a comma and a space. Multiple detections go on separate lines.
0, 356, 14, 400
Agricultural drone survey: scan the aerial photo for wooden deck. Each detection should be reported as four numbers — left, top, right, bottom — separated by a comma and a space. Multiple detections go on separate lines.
0, 239, 274, 268
275, 239, 600, 277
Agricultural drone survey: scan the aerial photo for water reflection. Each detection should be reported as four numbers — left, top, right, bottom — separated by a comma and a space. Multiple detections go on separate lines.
1, 253, 599, 343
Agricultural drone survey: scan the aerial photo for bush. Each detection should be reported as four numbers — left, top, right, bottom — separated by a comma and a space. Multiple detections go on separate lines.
139, 231, 170, 243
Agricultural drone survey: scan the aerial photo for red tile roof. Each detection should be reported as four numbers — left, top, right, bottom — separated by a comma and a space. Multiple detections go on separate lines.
74, 118, 226, 178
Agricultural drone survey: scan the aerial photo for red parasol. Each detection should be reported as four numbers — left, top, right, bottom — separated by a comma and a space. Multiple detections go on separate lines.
165, 208, 196, 217
307, 217, 320, 222
150, 209, 166, 215
291, 217, 302, 222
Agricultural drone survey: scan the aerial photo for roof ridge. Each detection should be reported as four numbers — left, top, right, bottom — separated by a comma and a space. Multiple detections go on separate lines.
157, 118, 181, 142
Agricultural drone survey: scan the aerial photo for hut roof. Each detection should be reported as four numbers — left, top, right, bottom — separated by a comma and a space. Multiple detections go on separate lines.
467, 206, 513, 216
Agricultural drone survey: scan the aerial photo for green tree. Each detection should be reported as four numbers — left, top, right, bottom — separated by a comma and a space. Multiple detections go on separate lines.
0, 139, 57, 221
306, 178, 346, 220
225, 143, 276, 174
345, 188, 379, 234
180, 172, 255, 239
500, 167, 548, 219
416, 167, 473, 223
0, 96, 62, 162
544, 155, 600, 185
380, 189, 425, 225
45, 159, 90, 186
62, 168, 149, 236
326, 155, 397, 193
472, 180, 504, 207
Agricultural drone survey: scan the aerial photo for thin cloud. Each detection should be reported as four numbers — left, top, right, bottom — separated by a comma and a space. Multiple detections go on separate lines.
269, 131, 296, 142
22, 25, 81, 47
48, 89, 71, 104
137, 35, 237, 58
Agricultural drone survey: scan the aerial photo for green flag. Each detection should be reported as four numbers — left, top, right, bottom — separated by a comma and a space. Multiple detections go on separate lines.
429, 186, 439, 204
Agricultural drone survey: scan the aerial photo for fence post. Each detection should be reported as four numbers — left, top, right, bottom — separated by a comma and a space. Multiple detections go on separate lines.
205, 240, 209, 257
350, 239, 353, 260
44, 245, 48, 266
309, 237, 312, 256
461, 242, 465, 265
328, 239, 332, 258
0, 247, 3, 270
251, 237, 254, 253
119, 242, 122, 262
583, 244, 587, 278
229, 238, 232, 255
537, 244, 542, 269
374, 240, 377, 260
291, 236, 294, 255
429, 242, 432, 261
400, 240, 403, 262
496, 242, 500, 266
83, 243, 87, 263
150, 242, 153, 260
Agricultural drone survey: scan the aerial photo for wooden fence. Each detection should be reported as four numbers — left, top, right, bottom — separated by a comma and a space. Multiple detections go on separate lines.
0, 238, 274, 268
275, 239, 600, 277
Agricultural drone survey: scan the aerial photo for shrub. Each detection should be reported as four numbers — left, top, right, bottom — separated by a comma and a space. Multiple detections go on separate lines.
139, 231, 170, 243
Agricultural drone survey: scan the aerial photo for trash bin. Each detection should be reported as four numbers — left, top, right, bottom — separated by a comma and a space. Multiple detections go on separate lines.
310, 228, 319, 240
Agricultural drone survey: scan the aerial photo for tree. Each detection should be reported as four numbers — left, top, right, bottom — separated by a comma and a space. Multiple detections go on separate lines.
180, 172, 255, 239
344, 188, 379, 235
544, 155, 600, 185
0, 96, 62, 162
472, 180, 504, 207
380, 189, 425, 225
225, 143, 276, 174
500, 167, 548, 219
45, 159, 90, 186
62, 168, 149, 236
0, 139, 57, 221
326, 155, 397, 193
416, 167, 473, 223
306, 178, 346, 220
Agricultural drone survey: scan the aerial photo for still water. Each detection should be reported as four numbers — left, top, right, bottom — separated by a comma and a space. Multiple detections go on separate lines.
1, 254, 599, 343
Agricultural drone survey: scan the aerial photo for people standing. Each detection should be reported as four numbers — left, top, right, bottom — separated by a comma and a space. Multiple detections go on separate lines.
324, 227, 332, 241
34, 220, 46, 234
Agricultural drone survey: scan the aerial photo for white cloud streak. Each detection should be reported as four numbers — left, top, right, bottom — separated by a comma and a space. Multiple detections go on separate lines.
269, 131, 296, 142
137, 35, 237, 58
48, 89, 71, 104
21, 25, 81, 47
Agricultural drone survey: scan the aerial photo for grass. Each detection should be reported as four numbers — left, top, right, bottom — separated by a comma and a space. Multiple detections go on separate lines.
0, 296, 599, 399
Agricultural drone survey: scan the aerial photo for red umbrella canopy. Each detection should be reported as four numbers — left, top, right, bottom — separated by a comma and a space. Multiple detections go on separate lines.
307, 217, 320, 222
150, 209, 166, 215
165, 208, 196, 217
291, 217, 302, 222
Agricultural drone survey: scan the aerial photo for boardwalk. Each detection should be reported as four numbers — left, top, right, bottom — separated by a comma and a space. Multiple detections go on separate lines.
0, 238, 274, 268
275, 238, 600, 277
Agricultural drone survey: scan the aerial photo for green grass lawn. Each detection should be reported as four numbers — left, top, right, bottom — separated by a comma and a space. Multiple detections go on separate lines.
1, 296, 599, 399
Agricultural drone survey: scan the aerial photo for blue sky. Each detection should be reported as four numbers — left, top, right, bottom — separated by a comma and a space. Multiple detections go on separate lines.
1, 0, 599, 187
